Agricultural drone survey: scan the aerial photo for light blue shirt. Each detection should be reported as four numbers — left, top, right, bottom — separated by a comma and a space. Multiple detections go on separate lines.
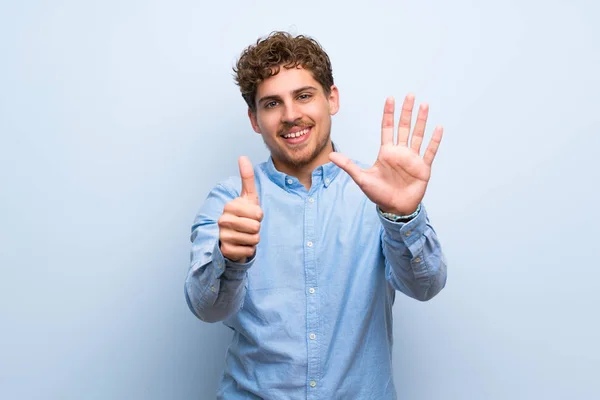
185, 151, 447, 399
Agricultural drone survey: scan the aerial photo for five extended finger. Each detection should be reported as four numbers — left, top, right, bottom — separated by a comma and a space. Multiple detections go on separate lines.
329, 152, 363, 186
410, 103, 429, 154
423, 125, 444, 166
381, 97, 395, 146
397, 94, 415, 146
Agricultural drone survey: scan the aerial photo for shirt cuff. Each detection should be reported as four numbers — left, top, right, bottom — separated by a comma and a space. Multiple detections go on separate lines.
377, 203, 428, 256
212, 241, 255, 280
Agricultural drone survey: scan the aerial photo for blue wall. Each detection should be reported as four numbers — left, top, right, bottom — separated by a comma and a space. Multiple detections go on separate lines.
1, 1, 599, 398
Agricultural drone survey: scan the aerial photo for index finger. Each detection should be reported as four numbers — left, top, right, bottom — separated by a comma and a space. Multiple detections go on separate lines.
381, 96, 395, 146
238, 156, 259, 204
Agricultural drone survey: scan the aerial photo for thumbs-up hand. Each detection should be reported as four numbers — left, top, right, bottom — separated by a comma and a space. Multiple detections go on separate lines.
218, 156, 263, 263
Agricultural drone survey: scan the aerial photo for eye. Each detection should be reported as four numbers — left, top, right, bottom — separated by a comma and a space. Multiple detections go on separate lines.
265, 101, 278, 109
298, 93, 312, 101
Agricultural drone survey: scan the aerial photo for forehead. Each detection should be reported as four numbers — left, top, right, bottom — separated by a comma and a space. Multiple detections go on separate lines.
256, 66, 321, 97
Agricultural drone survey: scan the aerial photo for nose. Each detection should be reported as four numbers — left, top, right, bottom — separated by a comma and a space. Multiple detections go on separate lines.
282, 102, 302, 124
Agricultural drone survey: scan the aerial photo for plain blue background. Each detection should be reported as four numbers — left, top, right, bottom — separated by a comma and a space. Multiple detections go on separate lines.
1, 1, 599, 399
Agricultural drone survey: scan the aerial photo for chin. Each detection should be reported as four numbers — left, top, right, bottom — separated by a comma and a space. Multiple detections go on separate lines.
288, 147, 324, 168
281, 154, 312, 168
267, 133, 330, 169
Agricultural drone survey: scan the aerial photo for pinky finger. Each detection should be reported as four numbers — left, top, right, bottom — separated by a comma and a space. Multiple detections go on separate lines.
423, 126, 444, 166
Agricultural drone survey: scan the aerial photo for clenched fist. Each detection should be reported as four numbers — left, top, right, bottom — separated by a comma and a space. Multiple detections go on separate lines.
218, 156, 263, 263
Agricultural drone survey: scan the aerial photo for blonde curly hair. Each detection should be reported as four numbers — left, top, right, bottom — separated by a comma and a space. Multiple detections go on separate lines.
233, 31, 334, 112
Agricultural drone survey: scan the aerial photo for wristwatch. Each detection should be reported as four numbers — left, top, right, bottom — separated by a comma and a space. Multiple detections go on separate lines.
378, 203, 421, 222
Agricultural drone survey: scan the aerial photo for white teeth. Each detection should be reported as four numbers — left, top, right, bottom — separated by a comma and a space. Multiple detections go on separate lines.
284, 128, 309, 139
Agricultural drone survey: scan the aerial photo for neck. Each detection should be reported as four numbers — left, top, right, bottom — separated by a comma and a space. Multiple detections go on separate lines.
273, 141, 334, 190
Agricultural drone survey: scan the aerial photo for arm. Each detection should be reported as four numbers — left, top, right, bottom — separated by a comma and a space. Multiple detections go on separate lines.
185, 156, 262, 323
184, 183, 254, 323
378, 203, 447, 301
328, 94, 448, 301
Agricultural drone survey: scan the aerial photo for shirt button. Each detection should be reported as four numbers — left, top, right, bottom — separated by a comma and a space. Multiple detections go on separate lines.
404, 230, 411, 237
308, 197, 315, 203
414, 257, 421, 263
309, 288, 315, 294
309, 333, 316, 340
310, 381, 317, 388
307, 241, 313, 247
287, 178, 293, 184
324, 178, 330, 185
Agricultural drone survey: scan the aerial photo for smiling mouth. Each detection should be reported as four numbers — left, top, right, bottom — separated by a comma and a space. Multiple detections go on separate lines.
282, 127, 311, 139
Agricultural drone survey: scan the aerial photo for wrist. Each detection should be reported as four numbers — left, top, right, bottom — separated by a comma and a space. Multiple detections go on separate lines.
378, 203, 421, 222
380, 208, 415, 215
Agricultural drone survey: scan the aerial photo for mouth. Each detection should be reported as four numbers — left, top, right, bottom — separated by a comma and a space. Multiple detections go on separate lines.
281, 126, 312, 145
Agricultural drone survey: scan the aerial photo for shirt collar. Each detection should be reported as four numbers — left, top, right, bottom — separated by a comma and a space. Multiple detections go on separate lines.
261, 142, 342, 190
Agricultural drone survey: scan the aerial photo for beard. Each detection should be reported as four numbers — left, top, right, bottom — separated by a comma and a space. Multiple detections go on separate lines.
263, 125, 332, 170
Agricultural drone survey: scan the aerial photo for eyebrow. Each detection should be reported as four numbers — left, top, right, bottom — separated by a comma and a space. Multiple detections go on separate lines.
258, 86, 318, 105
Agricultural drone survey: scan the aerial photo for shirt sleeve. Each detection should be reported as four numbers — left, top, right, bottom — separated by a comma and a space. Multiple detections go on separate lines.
378, 203, 447, 301
184, 182, 255, 323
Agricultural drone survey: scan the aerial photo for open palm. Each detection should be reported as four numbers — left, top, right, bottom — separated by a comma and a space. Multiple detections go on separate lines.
329, 94, 443, 216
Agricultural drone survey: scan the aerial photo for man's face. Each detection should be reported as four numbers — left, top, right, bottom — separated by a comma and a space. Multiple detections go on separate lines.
248, 66, 339, 170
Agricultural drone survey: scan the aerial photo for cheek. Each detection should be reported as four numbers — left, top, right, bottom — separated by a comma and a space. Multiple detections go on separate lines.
311, 102, 330, 119
257, 114, 280, 134
307, 105, 330, 127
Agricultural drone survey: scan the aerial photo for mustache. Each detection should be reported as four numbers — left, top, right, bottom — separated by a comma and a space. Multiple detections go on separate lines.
278, 120, 313, 134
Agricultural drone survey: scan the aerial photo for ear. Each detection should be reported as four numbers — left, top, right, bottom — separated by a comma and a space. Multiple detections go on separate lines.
328, 85, 340, 116
248, 108, 262, 134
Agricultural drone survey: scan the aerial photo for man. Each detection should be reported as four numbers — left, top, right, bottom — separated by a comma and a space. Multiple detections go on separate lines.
185, 31, 447, 399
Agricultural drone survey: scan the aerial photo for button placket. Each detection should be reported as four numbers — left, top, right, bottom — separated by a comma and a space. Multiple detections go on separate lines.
304, 187, 320, 396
